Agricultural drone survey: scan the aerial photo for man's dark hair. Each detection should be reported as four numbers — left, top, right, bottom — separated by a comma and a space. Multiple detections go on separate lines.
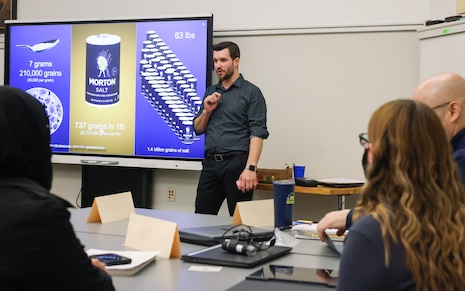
213, 41, 240, 60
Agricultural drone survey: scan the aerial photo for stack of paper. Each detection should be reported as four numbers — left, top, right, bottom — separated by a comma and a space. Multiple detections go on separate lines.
86, 249, 159, 276
291, 223, 347, 242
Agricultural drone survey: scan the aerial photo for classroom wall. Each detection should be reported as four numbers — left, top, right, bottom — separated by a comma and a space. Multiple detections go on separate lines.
8, 0, 461, 219
17, 0, 430, 30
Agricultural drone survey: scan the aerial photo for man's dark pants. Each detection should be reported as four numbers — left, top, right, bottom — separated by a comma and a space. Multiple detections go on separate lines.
195, 152, 253, 216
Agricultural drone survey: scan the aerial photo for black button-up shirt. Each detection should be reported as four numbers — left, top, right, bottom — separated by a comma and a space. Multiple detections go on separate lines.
194, 74, 269, 154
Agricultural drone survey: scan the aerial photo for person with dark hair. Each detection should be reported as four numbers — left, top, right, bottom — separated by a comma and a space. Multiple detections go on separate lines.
193, 41, 269, 215
337, 99, 465, 290
0, 86, 115, 290
317, 72, 465, 240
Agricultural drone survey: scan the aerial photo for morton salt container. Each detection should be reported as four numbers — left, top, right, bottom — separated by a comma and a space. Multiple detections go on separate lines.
85, 34, 121, 105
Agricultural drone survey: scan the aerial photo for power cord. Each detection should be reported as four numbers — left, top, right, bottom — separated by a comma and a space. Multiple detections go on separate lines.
220, 225, 275, 256
75, 188, 82, 208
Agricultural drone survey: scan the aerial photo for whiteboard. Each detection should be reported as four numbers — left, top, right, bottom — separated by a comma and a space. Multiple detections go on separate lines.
212, 28, 419, 179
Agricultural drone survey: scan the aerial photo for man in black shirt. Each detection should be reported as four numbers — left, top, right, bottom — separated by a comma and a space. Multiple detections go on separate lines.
193, 41, 269, 215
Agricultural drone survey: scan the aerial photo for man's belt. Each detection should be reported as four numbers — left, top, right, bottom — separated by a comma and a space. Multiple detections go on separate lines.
206, 151, 246, 161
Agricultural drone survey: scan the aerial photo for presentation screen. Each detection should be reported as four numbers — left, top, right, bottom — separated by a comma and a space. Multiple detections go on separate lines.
4, 15, 213, 170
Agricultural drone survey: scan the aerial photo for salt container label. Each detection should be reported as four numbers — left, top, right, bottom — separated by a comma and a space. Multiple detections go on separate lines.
85, 34, 120, 105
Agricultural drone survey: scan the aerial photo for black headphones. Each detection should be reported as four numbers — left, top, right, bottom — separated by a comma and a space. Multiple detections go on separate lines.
220, 225, 275, 256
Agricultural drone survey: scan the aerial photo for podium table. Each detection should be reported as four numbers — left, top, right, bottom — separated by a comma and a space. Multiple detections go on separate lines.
256, 183, 362, 210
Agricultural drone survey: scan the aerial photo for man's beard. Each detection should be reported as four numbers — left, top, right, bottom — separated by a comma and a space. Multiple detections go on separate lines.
217, 68, 233, 82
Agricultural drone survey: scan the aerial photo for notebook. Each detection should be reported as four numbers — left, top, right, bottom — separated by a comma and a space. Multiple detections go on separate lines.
181, 244, 293, 268
291, 223, 347, 242
179, 224, 275, 246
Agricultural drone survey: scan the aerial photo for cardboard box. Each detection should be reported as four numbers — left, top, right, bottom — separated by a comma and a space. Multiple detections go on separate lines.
257, 167, 293, 183
458, 0, 465, 14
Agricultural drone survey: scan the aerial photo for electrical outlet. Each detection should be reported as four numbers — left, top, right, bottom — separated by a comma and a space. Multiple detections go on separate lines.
167, 187, 176, 202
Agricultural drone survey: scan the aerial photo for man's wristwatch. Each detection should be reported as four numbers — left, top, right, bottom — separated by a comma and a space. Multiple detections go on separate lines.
246, 165, 256, 171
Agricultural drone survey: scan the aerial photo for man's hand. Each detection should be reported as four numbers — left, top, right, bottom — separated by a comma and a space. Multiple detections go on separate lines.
236, 169, 259, 193
316, 209, 351, 241
193, 92, 221, 134
204, 92, 221, 113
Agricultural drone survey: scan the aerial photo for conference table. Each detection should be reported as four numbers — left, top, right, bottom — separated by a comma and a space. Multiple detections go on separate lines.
70, 208, 342, 290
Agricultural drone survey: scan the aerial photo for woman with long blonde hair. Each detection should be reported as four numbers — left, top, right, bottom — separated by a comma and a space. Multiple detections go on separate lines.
337, 99, 465, 291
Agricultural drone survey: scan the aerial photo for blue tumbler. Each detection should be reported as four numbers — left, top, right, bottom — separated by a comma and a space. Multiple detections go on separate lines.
273, 179, 295, 228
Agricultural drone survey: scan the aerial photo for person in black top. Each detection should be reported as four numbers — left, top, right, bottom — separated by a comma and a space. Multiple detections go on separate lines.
194, 41, 269, 215
337, 100, 465, 290
317, 72, 465, 239
0, 86, 115, 290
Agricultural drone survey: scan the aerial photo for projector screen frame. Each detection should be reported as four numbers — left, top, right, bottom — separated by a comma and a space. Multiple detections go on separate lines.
4, 14, 213, 171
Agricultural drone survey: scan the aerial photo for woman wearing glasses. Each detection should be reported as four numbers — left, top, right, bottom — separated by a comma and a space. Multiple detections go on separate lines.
337, 99, 465, 290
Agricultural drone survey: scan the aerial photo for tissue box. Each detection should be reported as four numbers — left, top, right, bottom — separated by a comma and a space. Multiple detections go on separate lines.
257, 167, 293, 183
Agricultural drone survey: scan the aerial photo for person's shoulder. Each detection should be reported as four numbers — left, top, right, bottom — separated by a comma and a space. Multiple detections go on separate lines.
350, 215, 382, 237
239, 77, 264, 98
453, 148, 465, 160
352, 215, 379, 227
34, 191, 72, 220
240, 77, 260, 90
0, 185, 72, 238
344, 215, 385, 252
453, 148, 465, 177
5, 183, 70, 217
451, 128, 465, 153
33, 195, 70, 221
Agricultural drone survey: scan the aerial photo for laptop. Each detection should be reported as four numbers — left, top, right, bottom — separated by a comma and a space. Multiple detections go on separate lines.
315, 178, 364, 188
179, 224, 275, 246
181, 244, 293, 268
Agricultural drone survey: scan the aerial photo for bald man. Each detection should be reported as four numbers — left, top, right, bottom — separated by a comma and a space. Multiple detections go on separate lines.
412, 72, 465, 182
316, 72, 465, 240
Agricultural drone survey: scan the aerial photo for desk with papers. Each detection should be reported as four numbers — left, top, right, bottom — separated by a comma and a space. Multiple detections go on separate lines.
70, 208, 342, 290
256, 183, 362, 210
